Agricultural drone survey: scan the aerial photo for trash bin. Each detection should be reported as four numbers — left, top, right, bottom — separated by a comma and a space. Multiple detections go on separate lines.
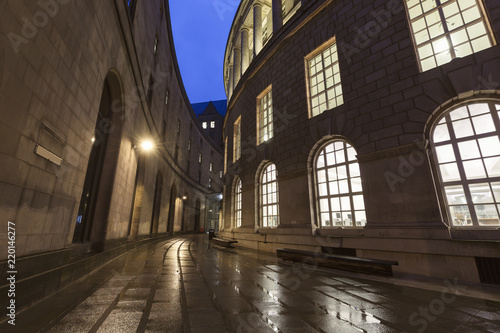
208, 229, 216, 240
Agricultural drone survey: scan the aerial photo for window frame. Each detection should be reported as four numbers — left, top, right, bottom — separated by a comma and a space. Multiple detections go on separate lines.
256, 85, 274, 145
313, 139, 366, 228
235, 178, 242, 228
305, 36, 344, 118
233, 116, 242, 162
430, 99, 500, 228
259, 163, 280, 228
404, 0, 496, 72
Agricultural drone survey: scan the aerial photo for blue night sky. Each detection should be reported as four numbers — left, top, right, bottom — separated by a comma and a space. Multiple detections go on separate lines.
169, 0, 238, 104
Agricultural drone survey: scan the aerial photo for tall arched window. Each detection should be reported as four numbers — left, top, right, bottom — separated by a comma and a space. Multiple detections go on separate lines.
315, 140, 366, 227
235, 178, 242, 228
261, 163, 279, 227
431, 101, 500, 227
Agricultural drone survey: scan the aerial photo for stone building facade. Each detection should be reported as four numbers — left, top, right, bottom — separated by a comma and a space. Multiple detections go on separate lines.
0, 0, 223, 305
221, 0, 500, 285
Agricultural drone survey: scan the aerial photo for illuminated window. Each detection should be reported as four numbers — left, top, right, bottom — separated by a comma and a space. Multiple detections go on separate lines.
210, 121, 216, 128
165, 89, 169, 105
199, 153, 202, 163
234, 116, 241, 162
315, 140, 366, 227
261, 163, 279, 227
306, 38, 343, 117
405, 0, 495, 72
202, 122, 207, 129
210, 163, 213, 172
235, 178, 242, 227
257, 86, 273, 145
431, 101, 500, 227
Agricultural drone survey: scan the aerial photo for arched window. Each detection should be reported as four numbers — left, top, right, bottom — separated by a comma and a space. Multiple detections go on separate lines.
261, 163, 279, 227
314, 140, 366, 227
235, 178, 242, 228
431, 101, 500, 227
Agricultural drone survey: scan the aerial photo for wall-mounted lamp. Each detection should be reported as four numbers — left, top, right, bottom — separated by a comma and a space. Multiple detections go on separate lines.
182, 195, 188, 200
133, 139, 155, 151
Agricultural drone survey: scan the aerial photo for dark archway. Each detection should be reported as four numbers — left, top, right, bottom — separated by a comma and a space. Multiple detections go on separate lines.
167, 184, 176, 234
150, 172, 163, 235
72, 70, 124, 252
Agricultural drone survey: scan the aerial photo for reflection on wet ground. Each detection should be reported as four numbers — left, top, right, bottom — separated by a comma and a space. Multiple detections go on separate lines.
3, 234, 500, 332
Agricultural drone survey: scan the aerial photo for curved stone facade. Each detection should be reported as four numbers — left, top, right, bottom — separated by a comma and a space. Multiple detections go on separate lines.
221, 0, 500, 284
0, 0, 223, 260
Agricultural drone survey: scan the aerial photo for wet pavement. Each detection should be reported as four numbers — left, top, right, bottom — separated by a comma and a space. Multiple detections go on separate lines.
2, 234, 500, 332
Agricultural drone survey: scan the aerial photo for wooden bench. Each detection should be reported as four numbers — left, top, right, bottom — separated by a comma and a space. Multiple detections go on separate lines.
276, 248, 398, 277
212, 238, 238, 248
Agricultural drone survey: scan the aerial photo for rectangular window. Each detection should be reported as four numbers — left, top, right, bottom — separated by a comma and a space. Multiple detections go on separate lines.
405, 0, 495, 72
220, 170, 223, 179
234, 116, 241, 162
210, 121, 216, 128
188, 139, 191, 151
165, 89, 169, 105
306, 38, 343, 118
210, 162, 213, 172
257, 86, 273, 145
208, 178, 212, 189
199, 153, 202, 163
202, 122, 207, 129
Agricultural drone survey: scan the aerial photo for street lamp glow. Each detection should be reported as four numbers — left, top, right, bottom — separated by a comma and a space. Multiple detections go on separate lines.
140, 140, 154, 151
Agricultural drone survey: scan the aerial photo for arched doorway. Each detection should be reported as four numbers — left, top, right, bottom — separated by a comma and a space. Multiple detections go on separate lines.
72, 71, 124, 252
150, 172, 163, 235
167, 185, 177, 234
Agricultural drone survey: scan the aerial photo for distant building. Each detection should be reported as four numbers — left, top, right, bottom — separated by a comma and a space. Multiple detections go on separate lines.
192, 100, 226, 150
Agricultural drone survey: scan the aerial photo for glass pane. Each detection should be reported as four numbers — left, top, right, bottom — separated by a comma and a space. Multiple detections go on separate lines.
469, 183, 494, 204
452, 119, 474, 138
436, 144, 456, 163
326, 152, 335, 166
321, 213, 331, 226
478, 137, 500, 157
320, 199, 329, 212
449, 205, 472, 226
330, 197, 340, 211
342, 212, 353, 226
450, 106, 469, 120
351, 177, 363, 192
440, 163, 461, 182
317, 153, 325, 168
328, 167, 338, 181
329, 182, 339, 195
492, 182, 500, 202
340, 196, 351, 211
353, 195, 365, 210
458, 140, 480, 160
433, 124, 450, 143
468, 103, 489, 116
332, 212, 341, 225
337, 166, 348, 179
472, 114, 496, 134
349, 163, 360, 178
475, 205, 500, 226
463, 159, 486, 179
355, 211, 366, 226
484, 157, 500, 178
319, 183, 328, 196
335, 150, 345, 164
339, 180, 349, 194
317, 170, 327, 183
445, 185, 467, 205
347, 147, 357, 161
